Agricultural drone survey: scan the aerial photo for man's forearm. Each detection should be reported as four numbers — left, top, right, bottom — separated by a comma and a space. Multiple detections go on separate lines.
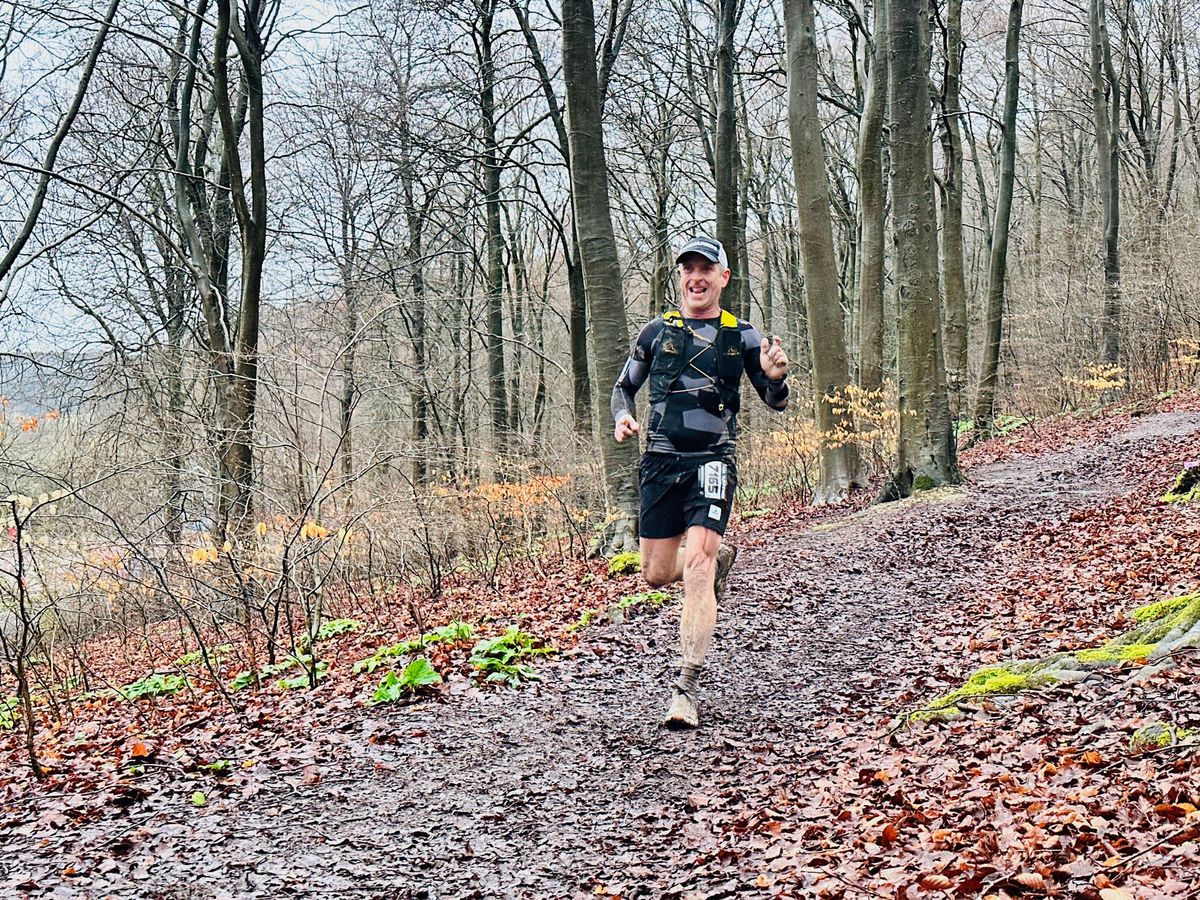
611, 380, 637, 422
764, 377, 789, 411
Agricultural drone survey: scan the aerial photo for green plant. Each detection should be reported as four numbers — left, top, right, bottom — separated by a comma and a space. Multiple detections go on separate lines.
0, 697, 19, 729
607, 551, 641, 576
567, 608, 606, 632
371, 657, 444, 703
277, 660, 330, 690
229, 655, 310, 692
352, 621, 474, 674
201, 759, 231, 773
315, 618, 361, 641
118, 673, 189, 701
173, 644, 233, 668
469, 626, 555, 687
617, 590, 668, 610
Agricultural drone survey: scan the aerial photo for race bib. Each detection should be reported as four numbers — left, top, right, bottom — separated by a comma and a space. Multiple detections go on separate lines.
699, 460, 728, 500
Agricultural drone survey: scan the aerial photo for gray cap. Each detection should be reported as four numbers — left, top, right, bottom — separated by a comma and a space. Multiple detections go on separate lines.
675, 235, 728, 269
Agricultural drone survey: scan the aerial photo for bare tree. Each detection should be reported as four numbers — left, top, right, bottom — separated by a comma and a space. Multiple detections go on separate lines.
973, 0, 1025, 438
884, 0, 956, 497
784, 0, 861, 502
562, 0, 638, 551
0, 0, 121, 300
856, 0, 887, 393
1091, 0, 1122, 365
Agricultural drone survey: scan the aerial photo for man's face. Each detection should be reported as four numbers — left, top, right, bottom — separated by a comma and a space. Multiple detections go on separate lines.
677, 253, 731, 308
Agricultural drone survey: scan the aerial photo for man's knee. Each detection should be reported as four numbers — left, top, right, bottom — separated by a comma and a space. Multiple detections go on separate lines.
644, 566, 674, 588
640, 537, 681, 587
682, 543, 717, 583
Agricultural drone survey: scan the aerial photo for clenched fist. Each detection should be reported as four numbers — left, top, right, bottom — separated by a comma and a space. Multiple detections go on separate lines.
614, 414, 640, 442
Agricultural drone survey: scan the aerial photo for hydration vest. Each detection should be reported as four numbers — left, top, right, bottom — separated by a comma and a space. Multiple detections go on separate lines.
648, 309, 744, 417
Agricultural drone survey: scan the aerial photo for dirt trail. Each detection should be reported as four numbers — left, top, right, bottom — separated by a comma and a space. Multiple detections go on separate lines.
9, 412, 1200, 900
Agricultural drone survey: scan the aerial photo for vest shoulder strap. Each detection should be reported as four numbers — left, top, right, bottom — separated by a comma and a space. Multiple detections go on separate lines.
662, 309, 739, 330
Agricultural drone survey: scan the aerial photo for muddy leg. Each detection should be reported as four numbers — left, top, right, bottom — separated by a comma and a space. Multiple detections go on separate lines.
664, 526, 721, 729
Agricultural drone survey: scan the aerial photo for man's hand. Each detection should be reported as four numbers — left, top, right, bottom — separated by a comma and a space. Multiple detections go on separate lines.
614, 414, 640, 442
760, 335, 789, 380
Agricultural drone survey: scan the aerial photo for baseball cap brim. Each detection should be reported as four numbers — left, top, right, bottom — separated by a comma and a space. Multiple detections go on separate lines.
675, 236, 728, 268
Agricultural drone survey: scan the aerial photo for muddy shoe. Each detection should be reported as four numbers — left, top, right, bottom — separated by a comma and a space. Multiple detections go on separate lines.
662, 686, 699, 729
713, 543, 738, 603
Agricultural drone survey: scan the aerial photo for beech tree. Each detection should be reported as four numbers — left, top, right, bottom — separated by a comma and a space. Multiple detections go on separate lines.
885, 0, 956, 496
974, 0, 1024, 438
783, 0, 861, 502
562, 0, 639, 550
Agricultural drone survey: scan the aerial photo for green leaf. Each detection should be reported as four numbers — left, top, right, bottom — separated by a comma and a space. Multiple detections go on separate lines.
400, 656, 442, 688
118, 673, 189, 701
353, 621, 475, 674
191, 791, 207, 807
276, 660, 329, 691
370, 657, 443, 704
315, 618, 362, 641
229, 655, 310, 692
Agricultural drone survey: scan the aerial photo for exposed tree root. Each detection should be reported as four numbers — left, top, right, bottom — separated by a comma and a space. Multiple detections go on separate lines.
587, 514, 639, 558
910, 591, 1200, 722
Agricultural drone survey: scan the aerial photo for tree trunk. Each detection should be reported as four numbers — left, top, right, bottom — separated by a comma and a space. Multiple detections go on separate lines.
205, 0, 270, 535
714, 0, 746, 318
856, 0, 887, 394
973, 0, 1024, 438
784, 0, 862, 502
938, 0, 968, 402
478, 0, 509, 460
566, 231, 593, 438
562, 0, 639, 552
885, 0, 957, 497
1090, 0, 1122, 366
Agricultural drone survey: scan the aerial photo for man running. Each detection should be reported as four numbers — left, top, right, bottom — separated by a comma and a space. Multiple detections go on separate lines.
612, 235, 789, 729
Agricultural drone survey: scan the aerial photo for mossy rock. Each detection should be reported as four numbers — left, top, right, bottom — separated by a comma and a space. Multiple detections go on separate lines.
607, 551, 641, 576
912, 474, 937, 492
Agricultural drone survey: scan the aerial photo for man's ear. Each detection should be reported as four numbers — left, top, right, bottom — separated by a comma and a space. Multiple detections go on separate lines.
720, 267, 731, 286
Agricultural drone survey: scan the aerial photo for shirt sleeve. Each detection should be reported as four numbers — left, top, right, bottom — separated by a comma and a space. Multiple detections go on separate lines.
611, 319, 661, 422
742, 324, 789, 411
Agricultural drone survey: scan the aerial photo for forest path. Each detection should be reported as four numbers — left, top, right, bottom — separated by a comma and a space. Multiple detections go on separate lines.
13, 410, 1200, 900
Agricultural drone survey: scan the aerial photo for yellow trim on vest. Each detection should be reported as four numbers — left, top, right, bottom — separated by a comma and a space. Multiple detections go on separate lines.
663, 308, 738, 329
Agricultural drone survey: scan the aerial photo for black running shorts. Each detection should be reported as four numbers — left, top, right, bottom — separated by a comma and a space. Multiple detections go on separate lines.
638, 452, 738, 539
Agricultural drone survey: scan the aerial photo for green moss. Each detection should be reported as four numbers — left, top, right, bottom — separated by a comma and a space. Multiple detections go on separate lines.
607, 551, 641, 576
1162, 464, 1200, 504
1130, 723, 1198, 753
1133, 594, 1199, 624
1161, 486, 1200, 504
567, 607, 605, 632
911, 590, 1200, 727
913, 474, 937, 492
1076, 643, 1155, 664
912, 664, 1046, 721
